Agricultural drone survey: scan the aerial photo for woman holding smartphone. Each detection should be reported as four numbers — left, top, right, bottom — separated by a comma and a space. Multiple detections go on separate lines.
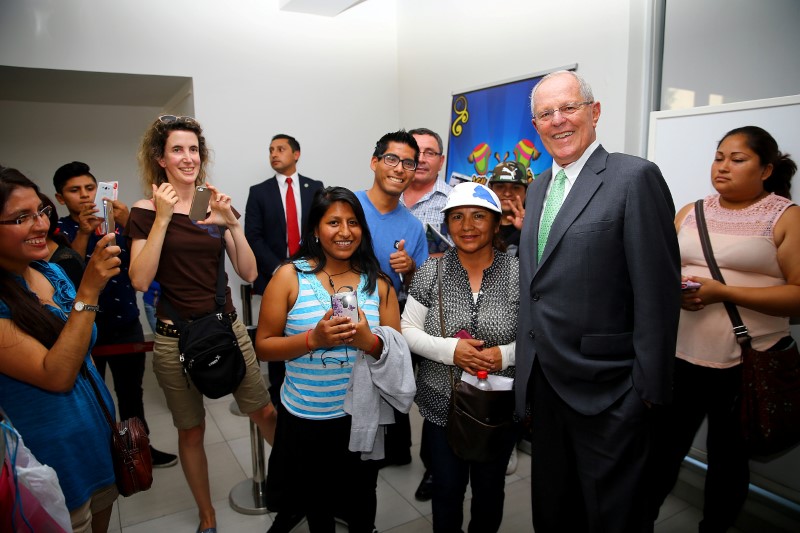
255, 186, 403, 533
126, 115, 276, 533
400, 182, 518, 533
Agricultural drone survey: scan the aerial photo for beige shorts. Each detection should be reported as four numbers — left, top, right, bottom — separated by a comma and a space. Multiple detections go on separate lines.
153, 317, 270, 429
69, 483, 118, 533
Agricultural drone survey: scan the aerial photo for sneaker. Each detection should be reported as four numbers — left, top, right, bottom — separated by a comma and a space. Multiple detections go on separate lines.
150, 446, 178, 468
505, 447, 518, 476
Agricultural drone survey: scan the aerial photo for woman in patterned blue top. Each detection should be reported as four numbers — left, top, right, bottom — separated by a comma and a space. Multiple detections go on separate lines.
0, 167, 122, 533
256, 186, 401, 533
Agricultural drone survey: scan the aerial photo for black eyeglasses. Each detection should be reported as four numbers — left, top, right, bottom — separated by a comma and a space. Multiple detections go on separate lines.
309, 348, 351, 369
533, 101, 594, 122
158, 115, 198, 125
419, 149, 442, 159
0, 205, 53, 226
379, 153, 417, 171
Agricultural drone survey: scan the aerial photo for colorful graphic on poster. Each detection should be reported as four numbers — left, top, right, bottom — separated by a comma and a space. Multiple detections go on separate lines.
446, 73, 556, 186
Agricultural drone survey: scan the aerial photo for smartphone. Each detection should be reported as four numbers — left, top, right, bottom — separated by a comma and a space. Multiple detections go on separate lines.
681, 280, 701, 291
101, 199, 116, 245
189, 186, 212, 222
453, 328, 482, 350
331, 288, 359, 322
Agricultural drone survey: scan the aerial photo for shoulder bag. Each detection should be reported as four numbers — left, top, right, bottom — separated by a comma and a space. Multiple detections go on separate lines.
694, 199, 800, 457
162, 242, 246, 399
84, 364, 153, 496
438, 258, 515, 463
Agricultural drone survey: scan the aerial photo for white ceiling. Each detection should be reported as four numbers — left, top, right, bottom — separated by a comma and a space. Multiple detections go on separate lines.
279, 0, 367, 17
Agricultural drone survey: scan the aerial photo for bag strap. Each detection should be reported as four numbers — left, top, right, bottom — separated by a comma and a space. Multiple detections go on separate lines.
162, 234, 227, 327
81, 363, 126, 449
693, 200, 752, 346
438, 258, 457, 391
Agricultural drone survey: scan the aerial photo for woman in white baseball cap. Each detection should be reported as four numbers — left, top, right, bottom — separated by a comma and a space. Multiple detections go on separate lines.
400, 181, 519, 532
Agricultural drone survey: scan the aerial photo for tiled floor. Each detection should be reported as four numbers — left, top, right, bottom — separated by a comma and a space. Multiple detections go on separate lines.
104, 359, 732, 533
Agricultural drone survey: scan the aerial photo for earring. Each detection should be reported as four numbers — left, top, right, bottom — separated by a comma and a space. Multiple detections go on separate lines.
314, 236, 319, 243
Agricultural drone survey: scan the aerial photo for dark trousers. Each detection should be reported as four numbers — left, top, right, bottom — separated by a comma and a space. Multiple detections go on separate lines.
529, 360, 653, 533
94, 319, 147, 432
649, 358, 749, 533
426, 419, 514, 533
267, 403, 379, 533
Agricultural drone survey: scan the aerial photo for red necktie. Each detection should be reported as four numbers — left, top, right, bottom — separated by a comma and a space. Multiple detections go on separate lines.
285, 177, 300, 256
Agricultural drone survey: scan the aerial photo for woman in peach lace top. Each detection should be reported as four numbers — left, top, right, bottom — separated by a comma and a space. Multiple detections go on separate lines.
650, 126, 800, 532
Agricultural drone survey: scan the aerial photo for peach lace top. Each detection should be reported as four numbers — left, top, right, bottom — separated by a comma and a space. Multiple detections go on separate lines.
676, 193, 793, 368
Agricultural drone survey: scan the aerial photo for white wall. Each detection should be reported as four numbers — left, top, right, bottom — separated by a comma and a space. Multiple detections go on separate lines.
396, 0, 636, 157
0, 101, 161, 206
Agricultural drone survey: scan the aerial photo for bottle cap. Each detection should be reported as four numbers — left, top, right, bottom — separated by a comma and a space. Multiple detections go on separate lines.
476, 370, 488, 379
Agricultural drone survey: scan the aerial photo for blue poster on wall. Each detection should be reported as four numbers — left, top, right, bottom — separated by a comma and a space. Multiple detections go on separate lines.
446, 73, 559, 185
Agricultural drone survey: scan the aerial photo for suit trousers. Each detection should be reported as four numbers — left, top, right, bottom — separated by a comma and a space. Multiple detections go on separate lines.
529, 360, 653, 533
648, 358, 749, 533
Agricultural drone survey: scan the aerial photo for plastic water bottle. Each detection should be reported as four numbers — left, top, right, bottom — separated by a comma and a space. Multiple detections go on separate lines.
475, 370, 492, 391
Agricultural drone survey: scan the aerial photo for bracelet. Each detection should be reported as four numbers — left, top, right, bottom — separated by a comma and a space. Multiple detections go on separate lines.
369, 334, 381, 355
305, 330, 313, 352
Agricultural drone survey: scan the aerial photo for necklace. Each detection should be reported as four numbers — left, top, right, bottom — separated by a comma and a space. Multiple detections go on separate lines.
321, 267, 353, 289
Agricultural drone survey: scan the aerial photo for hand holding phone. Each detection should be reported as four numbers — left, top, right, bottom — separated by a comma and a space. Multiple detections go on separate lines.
454, 329, 483, 350
681, 280, 701, 291
189, 186, 212, 222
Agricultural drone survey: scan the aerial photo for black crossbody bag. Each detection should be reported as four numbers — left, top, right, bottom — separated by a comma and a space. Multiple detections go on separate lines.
162, 244, 246, 399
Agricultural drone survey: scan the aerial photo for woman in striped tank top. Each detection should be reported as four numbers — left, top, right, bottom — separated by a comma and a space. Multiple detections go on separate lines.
256, 186, 400, 533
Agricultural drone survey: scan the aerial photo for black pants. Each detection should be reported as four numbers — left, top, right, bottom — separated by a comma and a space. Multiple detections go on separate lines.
267, 403, 379, 533
529, 360, 653, 533
649, 358, 749, 533
93, 319, 148, 432
426, 419, 514, 533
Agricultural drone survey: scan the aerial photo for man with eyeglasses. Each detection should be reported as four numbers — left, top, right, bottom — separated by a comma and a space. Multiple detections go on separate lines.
356, 130, 428, 470
513, 70, 680, 532
401, 128, 453, 251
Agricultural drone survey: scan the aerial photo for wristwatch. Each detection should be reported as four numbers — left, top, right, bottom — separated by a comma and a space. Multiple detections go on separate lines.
73, 301, 100, 313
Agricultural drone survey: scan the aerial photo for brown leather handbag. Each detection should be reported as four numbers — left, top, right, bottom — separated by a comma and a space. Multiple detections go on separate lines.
694, 200, 800, 458
84, 364, 153, 496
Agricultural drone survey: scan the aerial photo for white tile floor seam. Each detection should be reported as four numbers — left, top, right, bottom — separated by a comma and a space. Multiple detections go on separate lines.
103, 358, 726, 532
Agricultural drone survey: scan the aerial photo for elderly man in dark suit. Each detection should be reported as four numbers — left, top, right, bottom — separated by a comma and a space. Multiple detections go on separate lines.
245, 133, 323, 533
513, 70, 681, 532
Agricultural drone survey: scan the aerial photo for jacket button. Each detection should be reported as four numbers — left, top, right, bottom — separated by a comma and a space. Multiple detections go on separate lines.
532, 293, 541, 301
528, 330, 535, 340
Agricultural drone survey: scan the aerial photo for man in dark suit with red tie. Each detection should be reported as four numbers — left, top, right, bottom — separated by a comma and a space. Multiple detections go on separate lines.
245, 134, 323, 533
246, 134, 325, 295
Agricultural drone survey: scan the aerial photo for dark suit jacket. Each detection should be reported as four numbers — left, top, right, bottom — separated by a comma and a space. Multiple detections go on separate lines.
514, 145, 681, 417
245, 174, 324, 294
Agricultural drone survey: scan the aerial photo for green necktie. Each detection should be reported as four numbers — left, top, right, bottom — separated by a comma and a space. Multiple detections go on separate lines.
537, 169, 567, 262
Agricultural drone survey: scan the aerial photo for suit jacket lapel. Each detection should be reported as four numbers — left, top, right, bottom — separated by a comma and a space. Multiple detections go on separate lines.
535, 146, 609, 269
520, 168, 550, 282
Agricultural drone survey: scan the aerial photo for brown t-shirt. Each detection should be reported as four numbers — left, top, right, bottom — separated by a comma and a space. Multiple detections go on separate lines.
126, 207, 236, 320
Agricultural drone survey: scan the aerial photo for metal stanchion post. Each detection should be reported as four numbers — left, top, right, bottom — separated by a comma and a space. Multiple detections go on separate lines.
229, 285, 269, 514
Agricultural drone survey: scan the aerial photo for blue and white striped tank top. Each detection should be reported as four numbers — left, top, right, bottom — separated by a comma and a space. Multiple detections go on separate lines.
281, 259, 381, 419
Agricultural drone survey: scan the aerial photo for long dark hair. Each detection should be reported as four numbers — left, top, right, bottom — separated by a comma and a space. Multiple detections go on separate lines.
38, 192, 71, 248
293, 187, 385, 295
719, 126, 796, 199
0, 166, 66, 348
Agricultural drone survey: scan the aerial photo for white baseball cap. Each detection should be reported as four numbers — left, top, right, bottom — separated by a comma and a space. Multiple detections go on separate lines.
441, 181, 502, 214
